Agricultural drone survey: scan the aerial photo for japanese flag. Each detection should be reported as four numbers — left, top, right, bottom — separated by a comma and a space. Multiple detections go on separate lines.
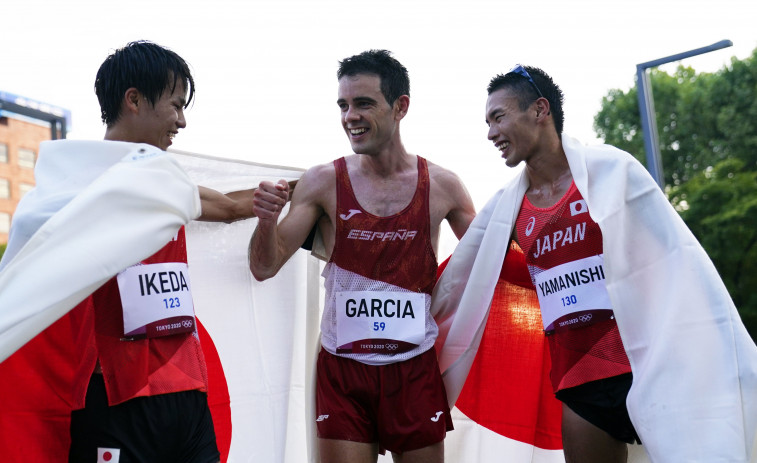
97, 448, 120, 463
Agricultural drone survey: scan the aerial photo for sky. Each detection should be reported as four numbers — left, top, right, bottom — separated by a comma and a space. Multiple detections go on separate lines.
2, 0, 755, 254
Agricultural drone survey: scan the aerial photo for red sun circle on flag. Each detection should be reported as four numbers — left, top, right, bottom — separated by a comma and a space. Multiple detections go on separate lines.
444, 246, 564, 451
197, 319, 232, 462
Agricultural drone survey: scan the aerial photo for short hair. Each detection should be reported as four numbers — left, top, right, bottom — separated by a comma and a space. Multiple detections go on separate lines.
487, 66, 564, 136
337, 49, 410, 105
95, 40, 195, 126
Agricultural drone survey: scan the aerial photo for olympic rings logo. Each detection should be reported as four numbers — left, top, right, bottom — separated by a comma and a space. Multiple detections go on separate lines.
578, 314, 593, 323
182, 320, 194, 328
386, 344, 399, 351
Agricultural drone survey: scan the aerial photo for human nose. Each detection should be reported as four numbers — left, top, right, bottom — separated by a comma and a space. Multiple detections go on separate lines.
343, 106, 360, 123
487, 123, 497, 141
177, 109, 187, 129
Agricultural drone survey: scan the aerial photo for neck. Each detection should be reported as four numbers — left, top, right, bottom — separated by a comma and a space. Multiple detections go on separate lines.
524, 134, 569, 188
104, 125, 133, 144
357, 139, 411, 177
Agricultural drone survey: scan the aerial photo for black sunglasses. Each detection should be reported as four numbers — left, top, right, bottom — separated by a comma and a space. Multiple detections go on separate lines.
506, 64, 544, 99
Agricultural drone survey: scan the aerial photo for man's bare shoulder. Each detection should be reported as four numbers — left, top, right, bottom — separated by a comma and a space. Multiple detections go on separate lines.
293, 161, 337, 199
425, 157, 476, 238
425, 159, 467, 189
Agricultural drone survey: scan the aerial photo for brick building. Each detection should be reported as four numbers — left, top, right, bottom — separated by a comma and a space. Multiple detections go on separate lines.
0, 92, 69, 243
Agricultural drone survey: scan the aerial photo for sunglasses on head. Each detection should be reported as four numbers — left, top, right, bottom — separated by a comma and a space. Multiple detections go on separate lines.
506, 64, 544, 99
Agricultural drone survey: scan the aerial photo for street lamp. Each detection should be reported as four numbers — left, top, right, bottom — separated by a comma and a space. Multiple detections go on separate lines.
636, 39, 733, 188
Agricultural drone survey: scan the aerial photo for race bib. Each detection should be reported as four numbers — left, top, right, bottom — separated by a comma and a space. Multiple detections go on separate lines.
335, 291, 426, 354
117, 262, 195, 338
534, 254, 614, 332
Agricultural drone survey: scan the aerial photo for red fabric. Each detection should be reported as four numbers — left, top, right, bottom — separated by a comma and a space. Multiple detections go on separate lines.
0, 305, 232, 462
0, 299, 90, 461
449, 243, 564, 450
197, 319, 232, 462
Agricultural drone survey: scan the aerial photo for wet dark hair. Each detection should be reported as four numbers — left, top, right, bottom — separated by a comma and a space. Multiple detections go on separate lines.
337, 49, 409, 105
95, 40, 195, 126
487, 65, 564, 135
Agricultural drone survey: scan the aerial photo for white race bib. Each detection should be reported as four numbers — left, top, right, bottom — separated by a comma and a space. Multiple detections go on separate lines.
335, 291, 426, 354
534, 254, 613, 332
117, 262, 195, 338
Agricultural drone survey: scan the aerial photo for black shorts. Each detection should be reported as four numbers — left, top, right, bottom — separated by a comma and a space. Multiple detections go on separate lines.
555, 373, 641, 444
69, 374, 220, 463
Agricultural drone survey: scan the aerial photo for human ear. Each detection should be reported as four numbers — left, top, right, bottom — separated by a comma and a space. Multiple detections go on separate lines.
395, 95, 410, 120
535, 98, 551, 119
124, 88, 141, 115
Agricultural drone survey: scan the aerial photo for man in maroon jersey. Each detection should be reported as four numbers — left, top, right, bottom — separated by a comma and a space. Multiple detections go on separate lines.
248, 50, 475, 463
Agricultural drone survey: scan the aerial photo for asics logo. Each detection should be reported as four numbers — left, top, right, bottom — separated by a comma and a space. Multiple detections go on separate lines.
430, 411, 444, 422
316, 414, 329, 422
340, 209, 362, 220
525, 217, 536, 236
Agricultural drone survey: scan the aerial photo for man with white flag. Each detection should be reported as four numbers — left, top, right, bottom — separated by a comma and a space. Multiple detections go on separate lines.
433, 64, 757, 462
0, 40, 261, 463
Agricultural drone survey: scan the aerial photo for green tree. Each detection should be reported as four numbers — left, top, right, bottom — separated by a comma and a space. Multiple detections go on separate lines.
593, 47, 757, 341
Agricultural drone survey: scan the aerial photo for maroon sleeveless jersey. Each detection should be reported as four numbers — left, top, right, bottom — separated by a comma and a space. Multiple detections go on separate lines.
320, 156, 439, 365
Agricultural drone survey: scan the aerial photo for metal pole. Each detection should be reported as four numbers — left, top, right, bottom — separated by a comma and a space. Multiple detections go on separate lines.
636, 40, 732, 189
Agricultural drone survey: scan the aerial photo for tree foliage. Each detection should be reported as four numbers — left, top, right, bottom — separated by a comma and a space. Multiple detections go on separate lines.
594, 47, 757, 341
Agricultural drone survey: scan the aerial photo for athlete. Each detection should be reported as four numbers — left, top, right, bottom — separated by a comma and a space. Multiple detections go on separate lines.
432, 65, 757, 462
66, 41, 258, 463
248, 49, 475, 463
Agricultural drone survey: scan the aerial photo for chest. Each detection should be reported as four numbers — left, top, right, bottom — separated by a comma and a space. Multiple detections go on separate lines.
349, 172, 418, 217
515, 186, 602, 265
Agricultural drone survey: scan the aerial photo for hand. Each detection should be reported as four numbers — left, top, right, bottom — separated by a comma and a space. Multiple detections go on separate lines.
253, 179, 290, 223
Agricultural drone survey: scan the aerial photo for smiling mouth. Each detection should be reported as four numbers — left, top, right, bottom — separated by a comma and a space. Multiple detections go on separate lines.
349, 128, 367, 136
495, 141, 509, 152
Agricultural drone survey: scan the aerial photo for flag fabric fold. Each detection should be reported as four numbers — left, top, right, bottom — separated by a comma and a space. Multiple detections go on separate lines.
0, 140, 200, 362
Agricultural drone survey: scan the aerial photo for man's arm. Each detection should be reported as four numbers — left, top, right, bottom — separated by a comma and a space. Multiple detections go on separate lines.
437, 168, 476, 240
197, 186, 255, 223
248, 167, 327, 281
197, 181, 298, 223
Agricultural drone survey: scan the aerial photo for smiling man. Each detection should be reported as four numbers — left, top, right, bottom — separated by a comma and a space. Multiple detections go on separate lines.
432, 64, 757, 463
54, 40, 259, 463
248, 49, 475, 463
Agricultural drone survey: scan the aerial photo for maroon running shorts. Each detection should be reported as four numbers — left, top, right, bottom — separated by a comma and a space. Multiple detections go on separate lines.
315, 347, 453, 454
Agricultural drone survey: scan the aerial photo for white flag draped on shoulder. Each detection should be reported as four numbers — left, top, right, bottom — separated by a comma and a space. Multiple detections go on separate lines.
0, 140, 201, 363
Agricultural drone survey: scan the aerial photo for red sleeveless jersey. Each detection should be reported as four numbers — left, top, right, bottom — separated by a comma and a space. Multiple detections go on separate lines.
515, 182, 631, 391
320, 156, 438, 365
81, 227, 208, 406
